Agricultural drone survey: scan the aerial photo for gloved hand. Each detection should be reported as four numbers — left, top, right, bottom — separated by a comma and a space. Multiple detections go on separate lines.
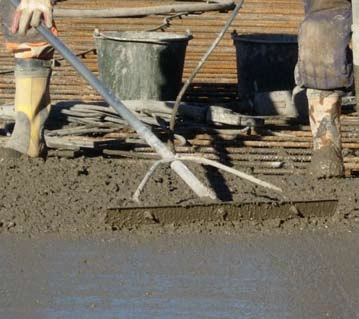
11, 0, 54, 36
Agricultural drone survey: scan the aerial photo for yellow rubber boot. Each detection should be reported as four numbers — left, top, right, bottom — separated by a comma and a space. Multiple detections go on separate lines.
307, 89, 344, 178
4, 59, 51, 158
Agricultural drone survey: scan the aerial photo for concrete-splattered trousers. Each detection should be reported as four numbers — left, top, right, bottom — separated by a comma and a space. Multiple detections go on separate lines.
296, 0, 353, 91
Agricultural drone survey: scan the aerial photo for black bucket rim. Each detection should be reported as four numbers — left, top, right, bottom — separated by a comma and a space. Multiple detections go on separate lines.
232, 33, 298, 45
95, 30, 192, 45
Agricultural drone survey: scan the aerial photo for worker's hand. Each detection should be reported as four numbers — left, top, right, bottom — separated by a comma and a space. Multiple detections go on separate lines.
11, 0, 54, 36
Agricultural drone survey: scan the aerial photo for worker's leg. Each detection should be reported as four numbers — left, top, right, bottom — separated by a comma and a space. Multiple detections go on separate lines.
4, 57, 52, 158
0, 0, 56, 158
295, 0, 352, 178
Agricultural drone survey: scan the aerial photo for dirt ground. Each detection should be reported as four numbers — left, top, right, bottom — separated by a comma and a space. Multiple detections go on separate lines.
0, 155, 358, 236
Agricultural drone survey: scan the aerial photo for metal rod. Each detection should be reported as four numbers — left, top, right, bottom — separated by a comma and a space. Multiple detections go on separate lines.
54, 0, 235, 18
169, 0, 245, 145
9, 0, 216, 200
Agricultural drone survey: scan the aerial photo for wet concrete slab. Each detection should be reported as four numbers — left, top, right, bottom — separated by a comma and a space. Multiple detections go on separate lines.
1, 230, 359, 319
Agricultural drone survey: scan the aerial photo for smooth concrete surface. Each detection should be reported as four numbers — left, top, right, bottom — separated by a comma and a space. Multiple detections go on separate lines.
0, 231, 358, 319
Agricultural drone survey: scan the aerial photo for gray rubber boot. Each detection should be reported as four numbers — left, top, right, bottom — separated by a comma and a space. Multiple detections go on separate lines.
307, 89, 344, 178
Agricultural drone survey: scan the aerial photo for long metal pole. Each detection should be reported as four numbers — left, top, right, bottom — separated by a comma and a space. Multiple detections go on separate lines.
169, 0, 245, 136
352, 1, 359, 109
10, 0, 216, 200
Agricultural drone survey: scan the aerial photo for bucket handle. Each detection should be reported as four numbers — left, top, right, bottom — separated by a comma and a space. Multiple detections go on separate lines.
94, 29, 193, 45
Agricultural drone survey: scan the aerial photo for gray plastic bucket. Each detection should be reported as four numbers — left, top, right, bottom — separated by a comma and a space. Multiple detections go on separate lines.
95, 31, 192, 101
232, 33, 298, 98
